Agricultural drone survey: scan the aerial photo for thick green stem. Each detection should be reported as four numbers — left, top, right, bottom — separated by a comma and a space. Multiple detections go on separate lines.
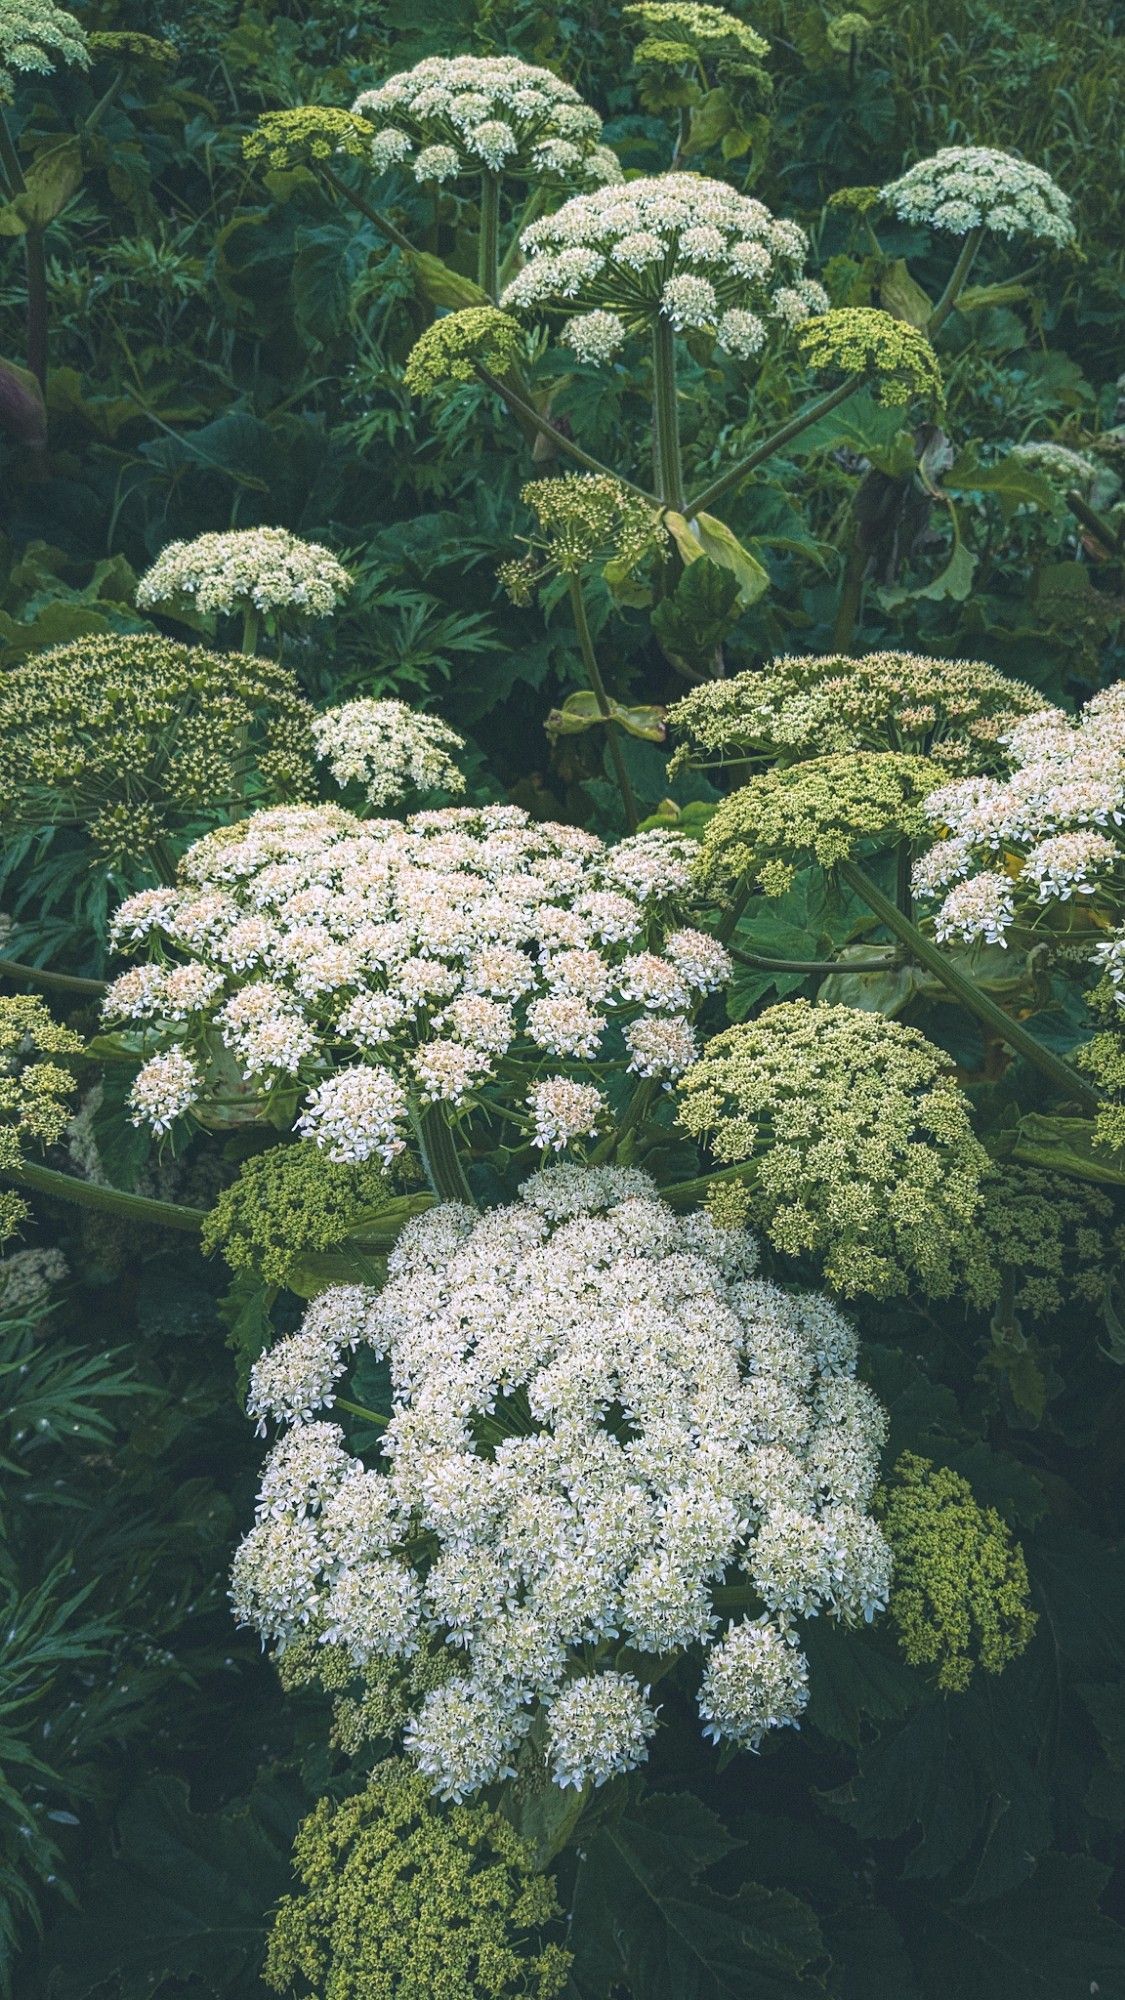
1067, 490, 1122, 557
837, 858, 1101, 1109
240, 604, 260, 655
567, 574, 639, 833
472, 365, 656, 498
333, 1396, 390, 1430
24, 225, 47, 390
0, 111, 48, 390
926, 225, 984, 338
727, 943, 901, 976
2, 1158, 206, 1232
319, 162, 416, 254
0, 957, 105, 996
411, 1101, 478, 1206
477, 170, 501, 302
687, 376, 861, 518
832, 529, 867, 650
652, 316, 685, 510
589, 1077, 658, 1167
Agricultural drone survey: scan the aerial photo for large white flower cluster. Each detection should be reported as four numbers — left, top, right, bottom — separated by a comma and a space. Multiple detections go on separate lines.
0, 0, 88, 101
311, 699, 468, 810
105, 804, 725, 1155
352, 55, 621, 188
135, 528, 352, 622
231, 1167, 892, 1800
913, 686, 1125, 951
880, 146, 1074, 247
500, 171, 828, 364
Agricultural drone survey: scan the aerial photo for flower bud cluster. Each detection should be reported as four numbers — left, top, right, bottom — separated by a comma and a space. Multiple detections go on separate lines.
796, 307, 943, 408
232, 1167, 891, 1801
669, 648, 1044, 775
0, 996, 82, 1244
698, 750, 939, 897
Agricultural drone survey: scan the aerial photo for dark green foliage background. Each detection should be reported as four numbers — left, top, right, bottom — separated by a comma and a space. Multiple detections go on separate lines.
0, 0, 1123, 1996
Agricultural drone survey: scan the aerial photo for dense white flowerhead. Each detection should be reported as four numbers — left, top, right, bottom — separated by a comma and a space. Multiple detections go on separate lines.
107, 802, 717, 1153
881, 146, 1074, 246
136, 528, 352, 621
352, 55, 620, 189
231, 1167, 891, 1800
312, 699, 468, 809
0, 0, 89, 102
914, 685, 1125, 949
500, 171, 827, 361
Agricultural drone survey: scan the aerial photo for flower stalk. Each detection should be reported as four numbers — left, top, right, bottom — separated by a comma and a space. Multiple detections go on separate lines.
651, 315, 685, 510
567, 575, 639, 833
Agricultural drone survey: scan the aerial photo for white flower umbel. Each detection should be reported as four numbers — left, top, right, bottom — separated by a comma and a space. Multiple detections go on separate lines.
107, 804, 713, 1157
352, 55, 620, 189
312, 699, 468, 810
127, 1047, 199, 1135
231, 1168, 891, 1800
914, 686, 1125, 948
500, 171, 828, 359
136, 528, 352, 622
881, 146, 1074, 247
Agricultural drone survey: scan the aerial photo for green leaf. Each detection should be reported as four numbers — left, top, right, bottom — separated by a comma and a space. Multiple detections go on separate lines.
911, 1853, 1125, 2000
0, 139, 83, 236
1012, 1114, 1125, 1187
45, 1774, 300, 1999
650, 557, 741, 678
665, 510, 770, 605
683, 86, 736, 154
878, 510, 976, 606
545, 689, 667, 741
955, 281, 1033, 313
878, 259, 933, 329
218, 1271, 277, 1393
945, 448, 1056, 521
802, 1622, 918, 1748
569, 1787, 824, 2000
406, 250, 489, 310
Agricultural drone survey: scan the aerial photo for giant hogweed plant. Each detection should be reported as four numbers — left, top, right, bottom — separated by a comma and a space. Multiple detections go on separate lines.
0, 4, 1124, 1994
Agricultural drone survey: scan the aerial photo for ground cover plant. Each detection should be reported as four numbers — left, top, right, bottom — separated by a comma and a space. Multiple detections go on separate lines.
0, 0, 1124, 1995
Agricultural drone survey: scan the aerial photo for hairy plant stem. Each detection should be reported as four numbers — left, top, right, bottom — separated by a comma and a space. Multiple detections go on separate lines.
0, 956, 105, 996
1067, 489, 1122, 557
687, 375, 860, 518
477, 170, 501, 301
567, 574, 639, 833
333, 1395, 390, 1430
837, 858, 1101, 1108
651, 316, 685, 509
926, 225, 984, 337
411, 1100, 478, 1206
472, 364, 656, 497
1, 1157, 206, 1231
240, 604, 260, 655
727, 943, 902, 976
319, 163, 416, 254
0, 110, 48, 390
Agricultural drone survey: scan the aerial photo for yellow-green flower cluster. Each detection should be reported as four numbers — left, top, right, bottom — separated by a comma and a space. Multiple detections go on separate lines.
965, 1166, 1119, 1322
87, 30, 177, 67
201, 1140, 393, 1291
624, 1, 769, 61
826, 12, 875, 52
0, 634, 315, 868
1076, 1018, 1125, 1159
277, 1630, 459, 1759
499, 473, 667, 603
797, 307, 943, 408
404, 308, 524, 396
876, 1454, 1037, 1692
0, 0, 88, 102
676, 1000, 989, 1297
0, 996, 82, 1244
669, 650, 1044, 775
244, 107, 377, 176
698, 750, 939, 895
264, 1760, 571, 2000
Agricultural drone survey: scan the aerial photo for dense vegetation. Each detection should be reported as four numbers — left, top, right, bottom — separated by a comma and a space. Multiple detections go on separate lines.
0, 1, 1123, 1996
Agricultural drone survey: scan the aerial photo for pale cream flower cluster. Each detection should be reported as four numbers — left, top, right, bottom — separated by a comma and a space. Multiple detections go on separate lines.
881, 146, 1074, 246
136, 528, 352, 622
0, 0, 88, 102
500, 171, 828, 363
311, 700, 468, 810
231, 1167, 891, 1800
914, 686, 1125, 950
105, 804, 724, 1155
353, 55, 620, 188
